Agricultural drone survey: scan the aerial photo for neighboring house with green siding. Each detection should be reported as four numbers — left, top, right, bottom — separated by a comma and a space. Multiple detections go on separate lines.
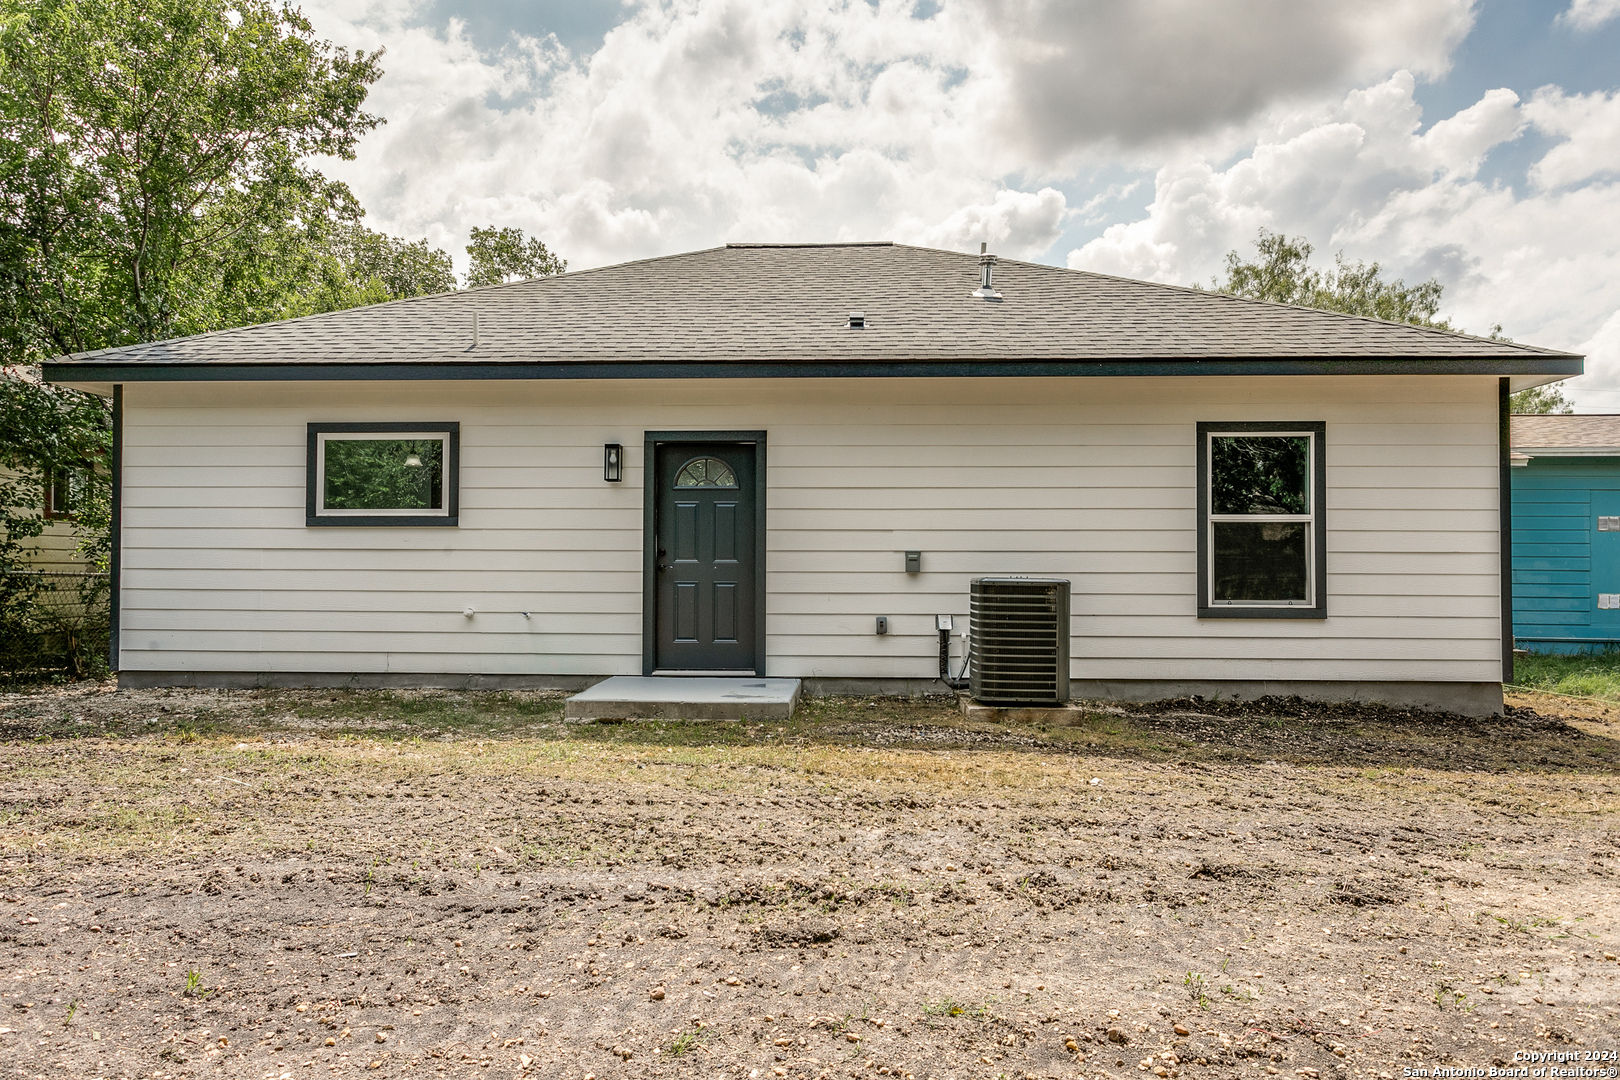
1511, 414, 1620, 653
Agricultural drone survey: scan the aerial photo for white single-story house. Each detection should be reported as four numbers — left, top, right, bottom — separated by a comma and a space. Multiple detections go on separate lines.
45, 243, 1582, 715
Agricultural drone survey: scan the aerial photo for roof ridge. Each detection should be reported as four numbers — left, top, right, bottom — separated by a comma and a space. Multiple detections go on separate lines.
725, 241, 895, 248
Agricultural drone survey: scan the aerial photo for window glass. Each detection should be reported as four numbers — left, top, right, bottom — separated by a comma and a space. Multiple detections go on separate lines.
1206, 430, 1316, 609
1212, 522, 1308, 602
323, 438, 445, 511
1210, 436, 1308, 515
46, 468, 71, 516
674, 457, 738, 488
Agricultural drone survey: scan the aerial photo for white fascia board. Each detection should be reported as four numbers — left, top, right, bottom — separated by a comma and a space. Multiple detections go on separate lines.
1514, 447, 1620, 458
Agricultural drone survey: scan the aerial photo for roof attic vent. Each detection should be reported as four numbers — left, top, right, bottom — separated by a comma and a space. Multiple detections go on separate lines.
846, 311, 867, 329
972, 241, 1002, 300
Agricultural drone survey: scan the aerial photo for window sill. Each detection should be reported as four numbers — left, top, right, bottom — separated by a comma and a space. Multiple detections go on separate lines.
1198, 606, 1325, 620
307, 516, 458, 528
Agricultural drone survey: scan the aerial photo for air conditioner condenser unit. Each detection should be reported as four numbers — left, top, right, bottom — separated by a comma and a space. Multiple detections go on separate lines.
969, 577, 1071, 705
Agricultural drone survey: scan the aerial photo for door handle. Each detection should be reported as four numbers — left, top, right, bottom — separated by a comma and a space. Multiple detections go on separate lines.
657, 548, 670, 572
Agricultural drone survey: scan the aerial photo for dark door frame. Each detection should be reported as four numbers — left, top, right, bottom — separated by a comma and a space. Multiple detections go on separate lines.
642, 430, 767, 676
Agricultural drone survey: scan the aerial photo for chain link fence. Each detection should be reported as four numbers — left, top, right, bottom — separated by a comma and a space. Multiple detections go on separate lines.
0, 571, 111, 683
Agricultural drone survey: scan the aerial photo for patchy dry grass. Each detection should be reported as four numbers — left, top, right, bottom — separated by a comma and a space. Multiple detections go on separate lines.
5, 685, 1619, 862
0, 683, 1617, 1078
1513, 649, 1620, 703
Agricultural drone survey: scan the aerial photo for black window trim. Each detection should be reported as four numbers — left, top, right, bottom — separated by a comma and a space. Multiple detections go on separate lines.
1196, 420, 1327, 620
306, 421, 460, 527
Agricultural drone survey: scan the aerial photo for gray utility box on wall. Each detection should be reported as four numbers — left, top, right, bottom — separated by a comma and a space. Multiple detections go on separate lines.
969, 577, 1071, 705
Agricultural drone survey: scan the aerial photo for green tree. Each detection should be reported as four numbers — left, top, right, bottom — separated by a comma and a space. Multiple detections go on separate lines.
1509, 384, 1575, 414
465, 226, 566, 287
207, 192, 456, 326
0, 0, 455, 667
1213, 229, 1449, 328
0, 0, 387, 357
1217, 230, 1581, 415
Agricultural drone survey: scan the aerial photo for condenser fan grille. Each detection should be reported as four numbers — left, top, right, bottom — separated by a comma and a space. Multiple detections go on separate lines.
969, 577, 1071, 705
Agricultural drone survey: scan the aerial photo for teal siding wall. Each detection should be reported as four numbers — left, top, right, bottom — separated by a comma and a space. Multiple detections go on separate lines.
1512, 457, 1620, 652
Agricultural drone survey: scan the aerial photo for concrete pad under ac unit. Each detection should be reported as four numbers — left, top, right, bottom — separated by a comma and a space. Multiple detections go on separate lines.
563, 676, 802, 721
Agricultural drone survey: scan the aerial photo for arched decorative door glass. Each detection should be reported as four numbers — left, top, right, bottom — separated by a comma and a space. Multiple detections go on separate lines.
674, 457, 738, 488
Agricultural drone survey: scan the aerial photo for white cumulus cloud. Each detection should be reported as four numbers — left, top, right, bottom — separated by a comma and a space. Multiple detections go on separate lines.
1524, 88, 1620, 190
1558, 310, 1620, 410
1558, 0, 1620, 32
979, 0, 1473, 162
300, 0, 1477, 271
1066, 74, 1620, 402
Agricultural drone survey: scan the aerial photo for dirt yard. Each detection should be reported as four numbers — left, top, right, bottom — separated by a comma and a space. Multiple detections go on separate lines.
0, 684, 1616, 1080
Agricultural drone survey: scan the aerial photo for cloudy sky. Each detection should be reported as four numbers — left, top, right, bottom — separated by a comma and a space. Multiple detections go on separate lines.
303, 0, 1620, 406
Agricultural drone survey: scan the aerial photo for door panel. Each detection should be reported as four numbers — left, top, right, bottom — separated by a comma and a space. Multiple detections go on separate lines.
1594, 491, 1620, 631
714, 582, 738, 642
654, 441, 757, 671
714, 502, 737, 561
673, 502, 698, 561
674, 582, 699, 642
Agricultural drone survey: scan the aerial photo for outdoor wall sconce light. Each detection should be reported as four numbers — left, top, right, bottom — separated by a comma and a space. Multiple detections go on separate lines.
604, 443, 623, 482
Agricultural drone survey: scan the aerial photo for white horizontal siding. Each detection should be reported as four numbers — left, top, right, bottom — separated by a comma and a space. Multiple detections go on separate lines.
117, 375, 1504, 683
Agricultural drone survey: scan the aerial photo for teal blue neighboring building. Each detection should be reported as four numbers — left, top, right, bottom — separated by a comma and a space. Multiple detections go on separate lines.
1512, 414, 1620, 654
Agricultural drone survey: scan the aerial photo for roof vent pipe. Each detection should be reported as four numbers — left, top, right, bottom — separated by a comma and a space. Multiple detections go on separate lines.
972, 242, 1002, 300
472, 312, 480, 348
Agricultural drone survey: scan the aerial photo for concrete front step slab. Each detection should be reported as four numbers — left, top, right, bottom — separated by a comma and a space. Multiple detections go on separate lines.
564, 676, 802, 721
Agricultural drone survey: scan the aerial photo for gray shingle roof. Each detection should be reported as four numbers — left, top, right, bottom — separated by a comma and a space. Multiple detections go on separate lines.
51, 242, 1576, 367
1512, 414, 1620, 450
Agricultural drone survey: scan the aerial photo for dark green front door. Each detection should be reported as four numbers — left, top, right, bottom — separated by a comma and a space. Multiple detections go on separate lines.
654, 441, 757, 672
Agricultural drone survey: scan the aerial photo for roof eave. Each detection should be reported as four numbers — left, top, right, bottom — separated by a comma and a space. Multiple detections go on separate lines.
1513, 446, 1620, 458
44, 354, 1584, 388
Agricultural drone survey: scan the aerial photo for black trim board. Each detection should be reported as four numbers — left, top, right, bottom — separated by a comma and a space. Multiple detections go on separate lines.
1196, 421, 1329, 620
109, 385, 122, 671
1500, 377, 1514, 684
44, 356, 1584, 385
306, 422, 460, 527
642, 431, 768, 677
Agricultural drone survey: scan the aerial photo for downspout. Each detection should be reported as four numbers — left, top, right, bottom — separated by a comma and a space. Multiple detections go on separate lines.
110, 384, 123, 674
1499, 377, 1513, 686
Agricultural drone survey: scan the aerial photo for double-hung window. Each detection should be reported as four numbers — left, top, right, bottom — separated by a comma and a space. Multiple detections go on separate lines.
1197, 422, 1326, 619
306, 422, 459, 527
